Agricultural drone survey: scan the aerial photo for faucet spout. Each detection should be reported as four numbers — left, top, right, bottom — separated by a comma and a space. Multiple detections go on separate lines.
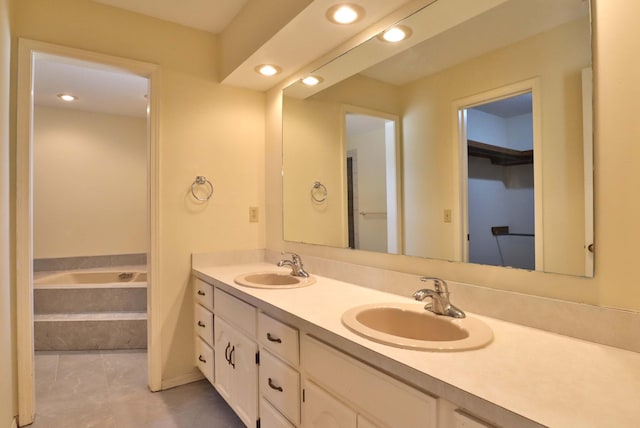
413, 277, 465, 318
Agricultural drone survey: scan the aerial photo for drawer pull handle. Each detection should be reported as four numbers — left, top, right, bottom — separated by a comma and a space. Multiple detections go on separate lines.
266, 333, 282, 343
197, 290, 206, 296
268, 378, 283, 392
225, 342, 231, 363
229, 346, 236, 369
198, 355, 206, 363
197, 321, 206, 328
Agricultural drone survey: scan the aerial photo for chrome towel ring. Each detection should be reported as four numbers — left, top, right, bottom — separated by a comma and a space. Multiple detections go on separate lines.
311, 181, 327, 203
191, 176, 214, 201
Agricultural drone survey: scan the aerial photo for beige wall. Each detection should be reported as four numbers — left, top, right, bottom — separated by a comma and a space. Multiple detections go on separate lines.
283, 96, 346, 247
1, 0, 17, 426
33, 106, 147, 259
267, 3, 640, 312
13, 0, 265, 383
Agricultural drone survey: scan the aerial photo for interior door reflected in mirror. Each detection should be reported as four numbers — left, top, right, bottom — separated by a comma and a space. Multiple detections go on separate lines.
282, 0, 593, 277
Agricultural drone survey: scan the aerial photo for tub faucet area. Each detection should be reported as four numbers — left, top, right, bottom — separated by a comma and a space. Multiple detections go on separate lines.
413, 277, 465, 319
277, 252, 310, 278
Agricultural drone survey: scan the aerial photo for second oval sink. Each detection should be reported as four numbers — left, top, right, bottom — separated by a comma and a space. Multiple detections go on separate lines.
234, 271, 316, 289
342, 303, 493, 351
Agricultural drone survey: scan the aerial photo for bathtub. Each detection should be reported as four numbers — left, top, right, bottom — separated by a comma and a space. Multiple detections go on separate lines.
34, 270, 147, 288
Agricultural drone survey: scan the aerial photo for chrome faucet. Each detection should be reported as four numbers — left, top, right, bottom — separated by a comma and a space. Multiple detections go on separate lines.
413, 277, 465, 318
277, 252, 310, 278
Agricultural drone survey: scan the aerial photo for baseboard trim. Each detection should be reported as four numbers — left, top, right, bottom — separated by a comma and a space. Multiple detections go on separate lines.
160, 370, 204, 390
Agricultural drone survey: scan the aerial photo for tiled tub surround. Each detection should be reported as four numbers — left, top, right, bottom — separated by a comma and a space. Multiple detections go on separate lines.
34, 253, 147, 272
192, 255, 640, 427
34, 268, 147, 351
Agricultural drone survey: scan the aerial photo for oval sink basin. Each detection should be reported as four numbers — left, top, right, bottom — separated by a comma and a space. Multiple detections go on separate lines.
234, 271, 316, 289
342, 303, 493, 351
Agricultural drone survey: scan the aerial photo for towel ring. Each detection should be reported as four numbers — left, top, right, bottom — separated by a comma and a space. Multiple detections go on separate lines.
191, 176, 214, 201
311, 181, 327, 203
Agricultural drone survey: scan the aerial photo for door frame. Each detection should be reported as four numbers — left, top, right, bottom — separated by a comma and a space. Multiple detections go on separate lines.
453, 78, 543, 270
16, 39, 161, 426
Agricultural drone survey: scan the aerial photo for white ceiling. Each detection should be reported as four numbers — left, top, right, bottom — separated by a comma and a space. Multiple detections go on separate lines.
91, 0, 249, 33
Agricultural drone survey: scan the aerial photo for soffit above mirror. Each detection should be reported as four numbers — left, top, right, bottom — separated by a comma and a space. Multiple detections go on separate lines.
91, 0, 428, 90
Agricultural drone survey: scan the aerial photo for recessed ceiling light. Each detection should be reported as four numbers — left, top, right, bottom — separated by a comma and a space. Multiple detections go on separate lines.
379, 26, 412, 43
255, 64, 281, 77
57, 93, 77, 102
302, 76, 323, 86
326, 4, 365, 25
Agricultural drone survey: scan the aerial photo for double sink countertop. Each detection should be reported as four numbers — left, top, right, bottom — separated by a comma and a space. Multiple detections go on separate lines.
193, 262, 640, 428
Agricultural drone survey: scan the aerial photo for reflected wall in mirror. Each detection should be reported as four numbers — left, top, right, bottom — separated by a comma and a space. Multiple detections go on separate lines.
283, 0, 593, 277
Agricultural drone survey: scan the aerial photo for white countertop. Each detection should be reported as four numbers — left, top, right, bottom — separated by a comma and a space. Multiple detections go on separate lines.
193, 262, 640, 427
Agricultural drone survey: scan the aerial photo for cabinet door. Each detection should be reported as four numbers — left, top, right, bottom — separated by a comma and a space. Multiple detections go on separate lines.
303, 380, 356, 428
214, 317, 234, 403
230, 327, 259, 427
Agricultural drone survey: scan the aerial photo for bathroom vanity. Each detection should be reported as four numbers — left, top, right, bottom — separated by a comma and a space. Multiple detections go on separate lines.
192, 260, 640, 428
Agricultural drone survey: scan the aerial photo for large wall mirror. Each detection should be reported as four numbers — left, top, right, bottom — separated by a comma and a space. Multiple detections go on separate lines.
283, 0, 593, 277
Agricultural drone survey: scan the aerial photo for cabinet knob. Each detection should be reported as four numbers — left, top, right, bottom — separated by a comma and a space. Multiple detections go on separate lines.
197, 290, 206, 296
197, 321, 206, 328
198, 355, 206, 363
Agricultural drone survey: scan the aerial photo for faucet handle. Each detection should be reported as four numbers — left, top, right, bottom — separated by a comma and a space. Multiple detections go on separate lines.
420, 276, 448, 293
281, 251, 301, 263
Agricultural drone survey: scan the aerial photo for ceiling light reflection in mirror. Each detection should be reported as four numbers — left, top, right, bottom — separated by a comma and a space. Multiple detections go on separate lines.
282, 0, 593, 277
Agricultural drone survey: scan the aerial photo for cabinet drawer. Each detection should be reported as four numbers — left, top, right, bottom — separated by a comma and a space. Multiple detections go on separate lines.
195, 304, 214, 346
259, 350, 300, 425
258, 312, 299, 366
260, 398, 296, 428
214, 288, 256, 337
195, 336, 214, 384
301, 335, 437, 428
194, 277, 214, 311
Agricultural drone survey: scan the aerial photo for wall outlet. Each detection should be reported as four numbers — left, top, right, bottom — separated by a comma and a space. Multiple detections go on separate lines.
249, 206, 259, 223
444, 209, 452, 223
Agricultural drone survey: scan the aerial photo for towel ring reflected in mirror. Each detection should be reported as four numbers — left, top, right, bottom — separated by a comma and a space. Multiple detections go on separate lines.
191, 176, 214, 201
311, 181, 328, 203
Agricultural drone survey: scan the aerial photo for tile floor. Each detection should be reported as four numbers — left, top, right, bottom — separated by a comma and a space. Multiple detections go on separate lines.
32, 350, 244, 428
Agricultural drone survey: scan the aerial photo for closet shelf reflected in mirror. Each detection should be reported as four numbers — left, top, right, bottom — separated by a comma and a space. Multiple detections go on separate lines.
467, 140, 533, 166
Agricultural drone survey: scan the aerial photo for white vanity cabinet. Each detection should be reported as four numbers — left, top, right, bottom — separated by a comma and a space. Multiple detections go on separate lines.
301, 335, 437, 428
194, 278, 215, 384
194, 273, 498, 428
213, 288, 259, 427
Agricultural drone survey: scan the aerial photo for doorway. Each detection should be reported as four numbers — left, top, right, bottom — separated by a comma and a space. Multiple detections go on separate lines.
16, 39, 160, 426
455, 79, 543, 271
344, 109, 402, 254
465, 93, 535, 269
